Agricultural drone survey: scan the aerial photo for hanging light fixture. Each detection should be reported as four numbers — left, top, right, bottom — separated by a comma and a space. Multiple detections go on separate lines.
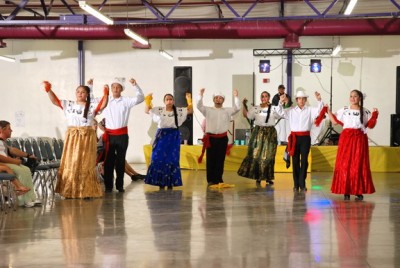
344, 0, 358, 15
124, 28, 149, 46
332, 45, 342, 56
78, 1, 114, 25
0, 55, 16, 63
159, 40, 173, 60
159, 50, 173, 60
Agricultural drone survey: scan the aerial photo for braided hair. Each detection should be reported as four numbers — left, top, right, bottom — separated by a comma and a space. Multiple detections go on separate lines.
352, 89, 364, 124
80, 85, 91, 120
164, 94, 178, 128
261, 91, 272, 123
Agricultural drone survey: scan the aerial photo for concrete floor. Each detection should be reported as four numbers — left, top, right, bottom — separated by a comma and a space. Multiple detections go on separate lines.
1, 166, 400, 268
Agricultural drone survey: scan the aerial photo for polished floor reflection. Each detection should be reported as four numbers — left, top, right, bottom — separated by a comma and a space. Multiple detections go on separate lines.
1, 167, 400, 267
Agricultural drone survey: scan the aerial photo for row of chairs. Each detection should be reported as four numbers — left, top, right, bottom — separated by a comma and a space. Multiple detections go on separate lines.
6, 137, 64, 199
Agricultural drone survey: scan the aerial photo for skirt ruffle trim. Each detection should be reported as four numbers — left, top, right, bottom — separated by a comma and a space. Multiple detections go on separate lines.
56, 168, 104, 198
237, 156, 275, 181
145, 162, 183, 187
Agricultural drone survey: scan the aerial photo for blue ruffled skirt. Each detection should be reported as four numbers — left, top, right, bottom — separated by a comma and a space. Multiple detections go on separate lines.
145, 128, 183, 187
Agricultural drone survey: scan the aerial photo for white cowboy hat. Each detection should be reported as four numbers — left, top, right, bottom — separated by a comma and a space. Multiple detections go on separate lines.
213, 92, 225, 99
111, 77, 126, 91
295, 91, 309, 98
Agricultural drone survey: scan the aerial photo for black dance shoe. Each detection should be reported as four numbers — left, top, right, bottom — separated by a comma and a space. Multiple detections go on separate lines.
355, 195, 364, 201
267, 180, 274, 185
167, 186, 173, 190
131, 174, 145, 181
344, 194, 350, 200
293, 187, 299, 192
299, 187, 307, 192
117, 188, 125, 193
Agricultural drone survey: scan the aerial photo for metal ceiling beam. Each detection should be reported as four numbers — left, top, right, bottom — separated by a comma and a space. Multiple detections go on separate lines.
59, 0, 75, 15
141, 0, 166, 20
253, 48, 333, 56
242, 0, 261, 18
39, 0, 48, 18
5, 0, 30, 21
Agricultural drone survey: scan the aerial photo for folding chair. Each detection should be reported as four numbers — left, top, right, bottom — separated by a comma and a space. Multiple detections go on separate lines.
39, 139, 60, 196
30, 139, 52, 198
10, 138, 22, 151
58, 139, 64, 155
0, 172, 17, 213
52, 138, 63, 161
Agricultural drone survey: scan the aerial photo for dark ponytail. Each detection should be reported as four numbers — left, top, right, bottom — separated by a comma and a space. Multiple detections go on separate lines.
265, 105, 272, 123
173, 105, 178, 128
352, 89, 364, 124
82, 86, 91, 119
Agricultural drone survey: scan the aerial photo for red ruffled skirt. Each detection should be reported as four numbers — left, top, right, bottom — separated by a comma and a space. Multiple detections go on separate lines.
331, 128, 375, 195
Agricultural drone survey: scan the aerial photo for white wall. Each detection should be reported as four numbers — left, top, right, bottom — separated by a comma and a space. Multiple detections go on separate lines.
0, 36, 398, 162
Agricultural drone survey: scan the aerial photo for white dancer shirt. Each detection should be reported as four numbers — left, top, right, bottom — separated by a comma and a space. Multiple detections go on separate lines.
196, 95, 241, 134
150, 107, 188, 128
247, 105, 284, 127
60, 100, 98, 127
284, 101, 324, 132
336, 107, 373, 133
101, 85, 144, 130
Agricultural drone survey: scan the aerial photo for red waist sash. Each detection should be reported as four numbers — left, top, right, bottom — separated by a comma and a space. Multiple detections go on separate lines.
287, 131, 310, 156
97, 127, 128, 164
198, 132, 228, 164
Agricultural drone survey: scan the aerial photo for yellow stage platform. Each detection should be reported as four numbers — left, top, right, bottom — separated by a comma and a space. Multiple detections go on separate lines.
143, 145, 400, 173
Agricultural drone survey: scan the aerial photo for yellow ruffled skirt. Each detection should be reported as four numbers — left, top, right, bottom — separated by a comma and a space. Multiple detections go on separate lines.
55, 126, 103, 198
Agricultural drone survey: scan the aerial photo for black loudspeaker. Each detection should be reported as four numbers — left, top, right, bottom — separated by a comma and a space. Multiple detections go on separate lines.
396, 66, 400, 114
390, 114, 400, 147
174, 66, 193, 145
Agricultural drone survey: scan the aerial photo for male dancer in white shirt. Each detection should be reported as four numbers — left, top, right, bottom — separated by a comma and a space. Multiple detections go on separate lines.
283, 91, 323, 192
102, 78, 144, 193
197, 88, 241, 187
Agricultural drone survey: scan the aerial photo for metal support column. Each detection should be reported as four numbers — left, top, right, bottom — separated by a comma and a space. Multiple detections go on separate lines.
286, 50, 293, 97
78, 40, 84, 85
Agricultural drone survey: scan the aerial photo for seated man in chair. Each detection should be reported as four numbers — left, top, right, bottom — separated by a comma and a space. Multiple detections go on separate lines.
0, 120, 42, 207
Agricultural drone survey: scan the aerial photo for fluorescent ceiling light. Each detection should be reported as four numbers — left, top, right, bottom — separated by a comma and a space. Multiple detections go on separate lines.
344, 0, 358, 15
331, 45, 342, 56
159, 50, 173, 60
0, 55, 16, 63
78, 1, 114, 25
124, 29, 149, 46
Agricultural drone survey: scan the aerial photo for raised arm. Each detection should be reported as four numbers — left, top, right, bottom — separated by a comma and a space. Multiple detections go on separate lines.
130, 78, 145, 104
87, 78, 96, 101
315, 91, 324, 109
94, 85, 109, 115
326, 105, 343, 126
186, 92, 193, 114
144, 93, 153, 114
43, 81, 63, 109
232, 89, 241, 114
272, 94, 286, 118
196, 88, 206, 116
